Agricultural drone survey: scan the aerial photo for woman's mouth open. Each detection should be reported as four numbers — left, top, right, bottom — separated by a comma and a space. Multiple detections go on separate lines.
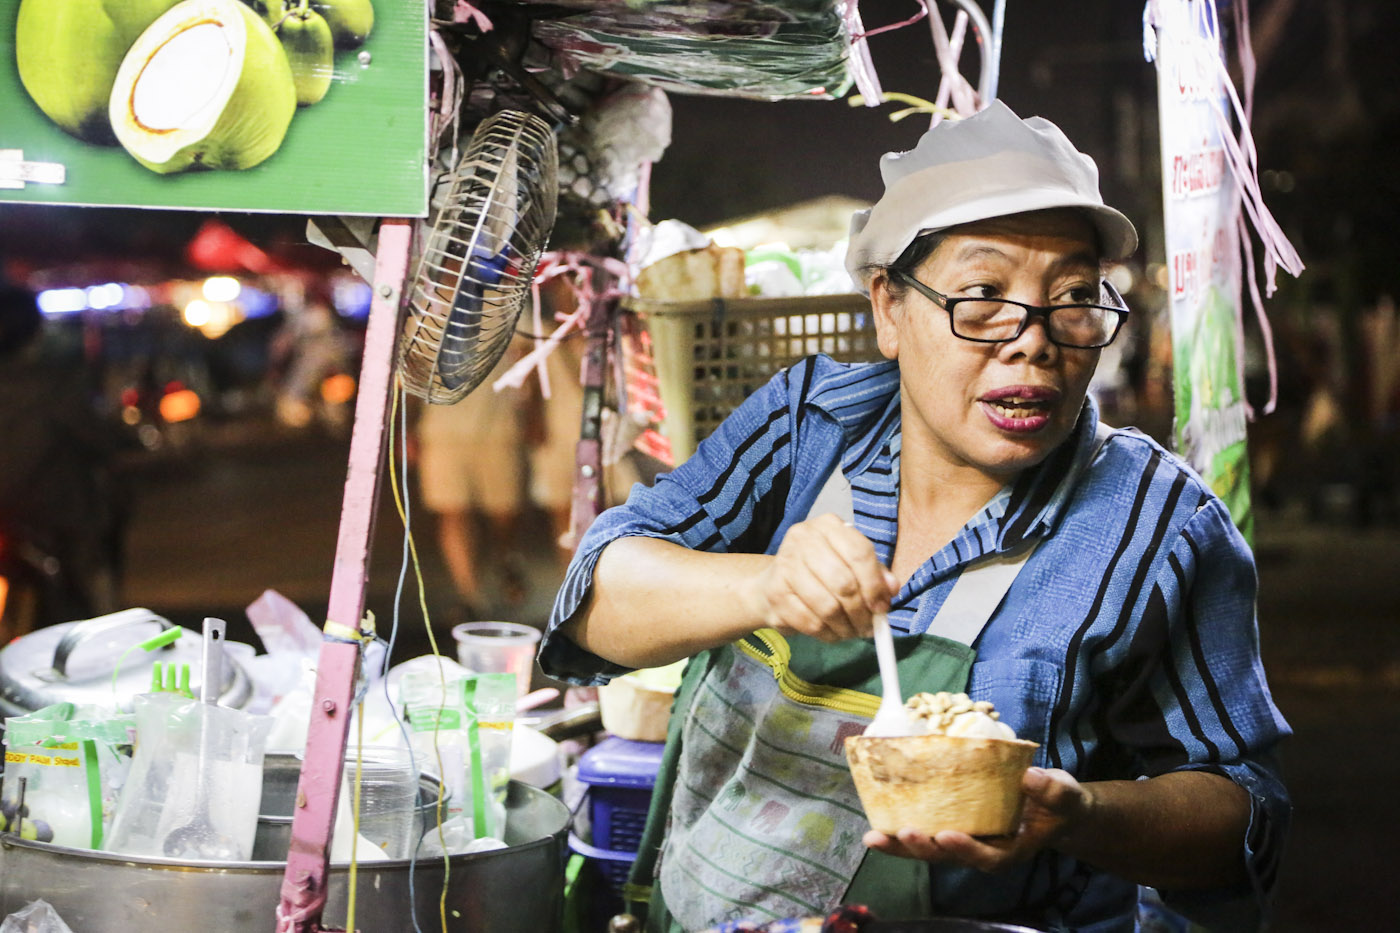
979, 387, 1059, 433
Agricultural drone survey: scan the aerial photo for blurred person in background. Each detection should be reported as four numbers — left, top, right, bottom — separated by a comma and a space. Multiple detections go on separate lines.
268, 288, 354, 432
0, 283, 130, 639
524, 278, 668, 576
526, 328, 586, 572
414, 347, 530, 624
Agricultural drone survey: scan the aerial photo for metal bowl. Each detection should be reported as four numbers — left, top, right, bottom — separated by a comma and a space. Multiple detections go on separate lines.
0, 780, 569, 932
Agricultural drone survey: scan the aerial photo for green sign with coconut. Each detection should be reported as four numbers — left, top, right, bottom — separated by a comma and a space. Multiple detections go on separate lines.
0, 0, 426, 215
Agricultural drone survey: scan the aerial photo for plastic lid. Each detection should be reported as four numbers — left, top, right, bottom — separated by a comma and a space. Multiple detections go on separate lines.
576, 735, 665, 787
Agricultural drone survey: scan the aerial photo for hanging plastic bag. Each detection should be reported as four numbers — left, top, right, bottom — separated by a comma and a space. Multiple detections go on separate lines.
0, 899, 75, 933
2, 703, 134, 850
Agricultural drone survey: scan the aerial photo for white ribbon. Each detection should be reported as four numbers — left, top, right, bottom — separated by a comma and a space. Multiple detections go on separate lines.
841, 1, 885, 106
930, 10, 973, 125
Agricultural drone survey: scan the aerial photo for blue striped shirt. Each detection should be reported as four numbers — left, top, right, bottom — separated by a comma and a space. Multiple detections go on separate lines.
542, 355, 1290, 931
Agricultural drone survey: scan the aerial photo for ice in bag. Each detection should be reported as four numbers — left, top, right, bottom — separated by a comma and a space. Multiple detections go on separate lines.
2, 702, 134, 850
105, 693, 272, 860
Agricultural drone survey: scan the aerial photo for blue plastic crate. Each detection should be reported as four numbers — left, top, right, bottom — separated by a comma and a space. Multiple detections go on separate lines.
568, 832, 637, 931
576, 737, 664, 854
569, 832, 635, 894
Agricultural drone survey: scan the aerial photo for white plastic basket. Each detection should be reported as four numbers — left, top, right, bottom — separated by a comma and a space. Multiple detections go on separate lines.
632, 293, 880, 463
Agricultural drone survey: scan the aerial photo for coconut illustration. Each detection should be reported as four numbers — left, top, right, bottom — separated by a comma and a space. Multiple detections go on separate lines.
277, 6, 335, 106
311, 0, 373, 50
258, 0, 288, 29
108, 0, 297, 173
14, 0, 182, 144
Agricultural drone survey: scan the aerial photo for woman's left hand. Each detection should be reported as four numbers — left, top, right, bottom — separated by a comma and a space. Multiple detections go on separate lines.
862, 767, 1092, 872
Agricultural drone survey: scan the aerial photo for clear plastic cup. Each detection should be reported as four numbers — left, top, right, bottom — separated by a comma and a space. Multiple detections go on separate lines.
342, 745, 419, 859
451, 621, 540, 701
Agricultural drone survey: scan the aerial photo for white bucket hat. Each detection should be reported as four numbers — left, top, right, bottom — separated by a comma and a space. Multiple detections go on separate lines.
845, 101, 1138, 294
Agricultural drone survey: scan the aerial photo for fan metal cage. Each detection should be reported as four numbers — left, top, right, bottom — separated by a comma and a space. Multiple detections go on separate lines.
399, 109, 559, 404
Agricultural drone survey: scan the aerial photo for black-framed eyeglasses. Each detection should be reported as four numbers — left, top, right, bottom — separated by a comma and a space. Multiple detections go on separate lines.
892, 271, 1130, 349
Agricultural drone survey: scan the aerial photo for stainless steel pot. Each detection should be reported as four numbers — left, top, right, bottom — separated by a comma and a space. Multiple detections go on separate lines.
0, 609, 252, 716
0, 780, 568, 932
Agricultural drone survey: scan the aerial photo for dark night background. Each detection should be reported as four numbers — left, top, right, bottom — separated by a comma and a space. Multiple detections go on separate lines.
2, 1, 1398, 310
1, 2, 1399, 930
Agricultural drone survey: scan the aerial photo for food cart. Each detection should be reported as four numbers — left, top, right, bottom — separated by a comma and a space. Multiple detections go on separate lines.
0, 1, 1008, 929
0, 0, 1301, 930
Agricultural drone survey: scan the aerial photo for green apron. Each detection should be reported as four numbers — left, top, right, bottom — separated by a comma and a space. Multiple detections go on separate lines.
626, 628, 974, 931
618, 417, 1120, 932
620, 425, 1110, 930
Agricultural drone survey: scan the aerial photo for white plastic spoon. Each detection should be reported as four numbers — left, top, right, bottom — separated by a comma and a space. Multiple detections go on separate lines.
864, 611, 915, 736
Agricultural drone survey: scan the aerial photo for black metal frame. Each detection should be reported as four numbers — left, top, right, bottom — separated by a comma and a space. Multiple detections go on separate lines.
891, 271, 1130, 349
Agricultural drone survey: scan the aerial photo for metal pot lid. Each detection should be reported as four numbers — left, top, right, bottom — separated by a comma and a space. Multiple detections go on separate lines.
0, 608, 252, 715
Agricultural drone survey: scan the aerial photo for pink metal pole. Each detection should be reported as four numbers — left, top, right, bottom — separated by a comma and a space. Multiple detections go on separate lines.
569, 273, 615, 546
568, 298, 613, 546
276, 218, 414, 933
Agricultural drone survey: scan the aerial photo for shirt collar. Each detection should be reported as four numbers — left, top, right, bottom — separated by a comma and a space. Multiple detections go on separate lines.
997, 394, 1103, 548
801, 358, 1104, 553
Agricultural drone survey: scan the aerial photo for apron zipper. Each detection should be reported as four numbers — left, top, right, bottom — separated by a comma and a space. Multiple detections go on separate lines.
738, 630, 881, 718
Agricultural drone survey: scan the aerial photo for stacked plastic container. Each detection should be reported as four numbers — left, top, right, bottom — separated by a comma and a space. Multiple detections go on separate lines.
568, 736, 666, 927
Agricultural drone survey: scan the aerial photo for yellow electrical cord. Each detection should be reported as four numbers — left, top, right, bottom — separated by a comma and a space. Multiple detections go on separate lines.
385, 373, 453, 933
345, 710, 366, 931
846, 90, 963, 123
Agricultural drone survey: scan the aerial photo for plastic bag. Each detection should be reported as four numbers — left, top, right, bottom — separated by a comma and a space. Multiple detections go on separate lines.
105, 693, 273, 860
744, 242, 858, 298
399, 670, 516, 844
417, 815, 508, 857
0, 900, 74, 933
2, 703, 134, 849
530, 1, 853, 100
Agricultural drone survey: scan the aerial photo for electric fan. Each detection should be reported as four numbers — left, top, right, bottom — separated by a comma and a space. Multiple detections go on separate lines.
398, 109, 559, 403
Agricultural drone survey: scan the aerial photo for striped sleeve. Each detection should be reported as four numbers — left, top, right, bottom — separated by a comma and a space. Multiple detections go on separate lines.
1108, 497, 1292, 923
537, 364, 800, 685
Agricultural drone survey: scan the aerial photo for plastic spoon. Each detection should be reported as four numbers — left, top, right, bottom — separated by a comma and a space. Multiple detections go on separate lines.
863, 611, 915, 737
162, 617, 241, 861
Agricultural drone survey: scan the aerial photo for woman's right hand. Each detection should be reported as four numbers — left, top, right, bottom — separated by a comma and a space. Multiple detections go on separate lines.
751, 513, 899, 642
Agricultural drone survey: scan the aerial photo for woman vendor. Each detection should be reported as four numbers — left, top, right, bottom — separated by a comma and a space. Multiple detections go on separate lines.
539, 102, 1291, 932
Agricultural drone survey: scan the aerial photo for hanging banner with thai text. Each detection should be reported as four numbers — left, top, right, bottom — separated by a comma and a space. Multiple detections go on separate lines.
1151, 0, 1253, 541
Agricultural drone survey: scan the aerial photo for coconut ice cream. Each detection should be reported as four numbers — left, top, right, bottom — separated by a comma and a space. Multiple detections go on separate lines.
845, 691, 1037, 836
904, 690, 1018, 740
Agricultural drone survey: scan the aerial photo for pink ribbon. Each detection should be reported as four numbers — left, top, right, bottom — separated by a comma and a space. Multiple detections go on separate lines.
851, 0, 930, 40
841, 1, 886, 106
428, 29, 464, 161
453, 1, 493, 31
492, 252, 630, 395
